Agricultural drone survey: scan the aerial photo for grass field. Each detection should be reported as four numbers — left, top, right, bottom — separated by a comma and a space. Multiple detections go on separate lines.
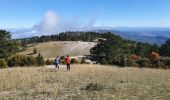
19, 41, 96, 59
0, 64, 170, 100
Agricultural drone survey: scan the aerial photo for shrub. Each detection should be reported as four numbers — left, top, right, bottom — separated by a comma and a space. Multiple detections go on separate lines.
81, 83, 103, 91
26, 56, 37, 66
59, 56, 66, 65
122, 57, 128, 67
81, 58, 86, 64
149, 51, 161, 67
137, 58, 151, 67
60, 60, 66, 65
127, 58, 137, 67
0, 59, 8, 68
71, 58, 79, 64
60, 56, 65, 60
112, 55, 128, 67
101, 58, 108, 64
160, 57, 170, 66
154, 60, 165, 68
160, 57, 170, 68
131, 54, 141, 61
7, 55, 37, 67
46, 59, 54, 65
80, 57, 91, 64
36, 53, 45, 66
150, 51, 160, 61
33, 48, 37, 54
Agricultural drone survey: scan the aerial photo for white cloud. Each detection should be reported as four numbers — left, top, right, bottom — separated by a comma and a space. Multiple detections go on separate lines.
33, 11, 60, 35
33, 10, 83, 35
10, 10, 99, 38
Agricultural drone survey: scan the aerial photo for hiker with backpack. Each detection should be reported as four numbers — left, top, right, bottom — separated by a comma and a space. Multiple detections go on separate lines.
54, 56, 60, 70
65, 55, 71, 71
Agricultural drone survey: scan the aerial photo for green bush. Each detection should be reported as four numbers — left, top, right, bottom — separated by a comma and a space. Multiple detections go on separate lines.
27, 56, 37, 66
81, 58, 86, 64
46, 59, 54, 65
60, 60, 66, 65
101, 58, 108, 64
59, 56, 66, 65
71, 58, 79, 64
159, 57, 170, 68
127, 58, 137, 67
160, 57, 170, 66
112, 55, 128, 67
0, 59, 8, 68
154, 60, 165, 68
36, 53, 45, 66
137, 58, 151, 67
7, 55, 37, 67
33, 48, 37, 54
122, 57, 128, 67
60, 56, 65, 60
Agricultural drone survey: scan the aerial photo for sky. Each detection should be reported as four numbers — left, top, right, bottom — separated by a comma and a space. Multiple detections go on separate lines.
0, 0, 170, 37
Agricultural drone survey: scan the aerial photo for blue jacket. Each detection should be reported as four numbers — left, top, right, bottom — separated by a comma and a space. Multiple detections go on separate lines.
54, 58, 60, 65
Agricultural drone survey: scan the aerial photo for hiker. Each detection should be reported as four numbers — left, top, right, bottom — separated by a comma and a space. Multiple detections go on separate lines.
54, 56, 60, 70
65, 55, 71, 71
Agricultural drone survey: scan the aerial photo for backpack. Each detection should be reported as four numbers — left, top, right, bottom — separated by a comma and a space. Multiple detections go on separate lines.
54, 58, 60, 64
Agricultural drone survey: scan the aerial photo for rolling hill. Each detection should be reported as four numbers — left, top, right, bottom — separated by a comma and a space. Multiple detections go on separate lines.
19, 41, 97, 59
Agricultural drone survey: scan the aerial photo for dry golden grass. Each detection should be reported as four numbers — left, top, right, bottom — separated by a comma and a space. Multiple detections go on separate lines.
0, 64, 170, 100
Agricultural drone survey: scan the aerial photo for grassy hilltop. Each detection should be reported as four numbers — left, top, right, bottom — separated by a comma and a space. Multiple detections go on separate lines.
0, 64, 170, 99
19, 41, 96, 59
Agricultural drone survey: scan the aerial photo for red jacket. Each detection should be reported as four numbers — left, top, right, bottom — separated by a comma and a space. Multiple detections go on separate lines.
65, 57, 71, 64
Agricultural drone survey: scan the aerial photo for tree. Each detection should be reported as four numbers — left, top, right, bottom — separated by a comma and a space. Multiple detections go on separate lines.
101, 58, 108, 64
33, 48, 37, 54
160, 39, 170, 57
36, 53, 45, 66
149, 44, 160, 53
0, 29, 19, 59
150, 51, 160, 61
134, 42, 150, 58
91, 32, 131, 65
0, 59, 8, 68
0, 30, 11, 40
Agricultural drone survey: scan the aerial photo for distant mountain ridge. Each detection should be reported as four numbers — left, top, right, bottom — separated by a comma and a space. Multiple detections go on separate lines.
9, 27, 170, 44
94, 27, 170, 44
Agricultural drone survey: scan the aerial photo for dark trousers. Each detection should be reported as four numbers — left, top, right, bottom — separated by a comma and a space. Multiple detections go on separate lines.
55, 64, 59, 70
67, 64, 70, 71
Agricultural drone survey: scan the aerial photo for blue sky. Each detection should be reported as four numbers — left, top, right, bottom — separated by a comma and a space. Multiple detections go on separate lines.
0, 0, 170, 29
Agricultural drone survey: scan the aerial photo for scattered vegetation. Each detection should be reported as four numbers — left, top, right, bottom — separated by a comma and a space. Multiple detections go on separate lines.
33, 47, 37, 54
81, 83, 104, 91
46, 59, 54, 65
71, 58, 79, 64
0, 59, 7, 68
36, 53, 45, 66
59, 56, 66, 65
7, 53, 45, 67
7, 55, 37, 67
160, 39, 170, 57
81, 58, 86, 64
